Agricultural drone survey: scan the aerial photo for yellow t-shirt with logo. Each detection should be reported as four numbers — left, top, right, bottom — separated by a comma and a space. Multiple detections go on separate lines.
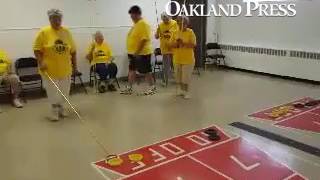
171, 28, 197, 65
33, 26, 76, 79
157, 19, 178, 54
127, 19, 152, 55
0, 50, 11, 75
87, 42, 113, 66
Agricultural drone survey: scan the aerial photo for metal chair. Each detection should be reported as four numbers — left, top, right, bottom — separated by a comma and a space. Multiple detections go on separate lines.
15, 57, 44, 100
0, 81, 10, 95
204, 43, 226, 70
153, 48, 164, 83
71, 71, 88, 94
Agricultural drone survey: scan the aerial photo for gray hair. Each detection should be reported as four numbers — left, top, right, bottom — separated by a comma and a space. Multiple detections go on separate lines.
93, 31, 103, 38
178, 15, 189, 25
47, 9, 63, 18
161, 12, 171, 20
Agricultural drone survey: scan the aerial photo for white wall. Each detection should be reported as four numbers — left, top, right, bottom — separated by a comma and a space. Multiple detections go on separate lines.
206, 0, 219, 43
214, 0, 320, 81
0, 0, 169, 80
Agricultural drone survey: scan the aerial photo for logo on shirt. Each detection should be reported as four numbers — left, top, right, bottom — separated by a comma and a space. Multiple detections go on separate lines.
54, 39, 67, 54
95, 50, 106, 57
162, 30, 171, 39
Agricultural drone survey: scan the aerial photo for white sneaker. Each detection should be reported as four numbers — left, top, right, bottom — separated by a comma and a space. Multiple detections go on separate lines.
183, 92, 191, 99
120, 86, 133, 95
141, 86, 156, 96
49, 104, 60, 121
59, 106, 68, 118
176, 88, 184, 97
13, 98, 23, 108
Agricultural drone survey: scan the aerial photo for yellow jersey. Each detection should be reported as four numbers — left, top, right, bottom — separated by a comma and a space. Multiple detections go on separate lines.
171, 28, 197, 65
33, 26, 76, 79
87, 42, 113, 66
127, 19, 152, 55
156, 19, 178, 54
0, 50, 11, 75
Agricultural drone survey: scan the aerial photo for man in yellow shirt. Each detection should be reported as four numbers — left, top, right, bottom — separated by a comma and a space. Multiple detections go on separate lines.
155, 12, 178, 87
0, 50, 23, 112
121, 5, 156, 95
171, 16, 196, 99
33, 9, 78, 121
86, 31, 118, 93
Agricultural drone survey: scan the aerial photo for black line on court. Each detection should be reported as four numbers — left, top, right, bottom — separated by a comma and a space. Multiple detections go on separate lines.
229, 122, 320, 157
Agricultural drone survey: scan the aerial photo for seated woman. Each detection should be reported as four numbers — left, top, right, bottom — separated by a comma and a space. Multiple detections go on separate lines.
86, 31, 118, 93
0, 49, 23, 112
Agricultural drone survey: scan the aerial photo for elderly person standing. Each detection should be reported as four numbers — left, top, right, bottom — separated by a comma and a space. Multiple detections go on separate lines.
121, 5, 156, 95
86, 31, 118, 93
0, 49, 23, 112
171, 16, 196, 99
155, 12, 178, 87
33, 9, 77, 121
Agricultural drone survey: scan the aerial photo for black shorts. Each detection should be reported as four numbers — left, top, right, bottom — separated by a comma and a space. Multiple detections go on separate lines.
128, 54, 152, 74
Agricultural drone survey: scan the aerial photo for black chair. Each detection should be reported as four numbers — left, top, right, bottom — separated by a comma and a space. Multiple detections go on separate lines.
153, 48, 164, 83
15, 57, 43, 98
0, 82, 10, 95
71, 71, 88, 94
89, 65, 120, 93
204, 43, 226, 70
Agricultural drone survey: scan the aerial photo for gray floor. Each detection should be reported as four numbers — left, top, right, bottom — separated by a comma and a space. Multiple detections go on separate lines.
0, 69, 319, 180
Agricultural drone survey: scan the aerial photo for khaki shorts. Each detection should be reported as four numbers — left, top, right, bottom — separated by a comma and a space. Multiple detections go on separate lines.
174, 64, 194, 84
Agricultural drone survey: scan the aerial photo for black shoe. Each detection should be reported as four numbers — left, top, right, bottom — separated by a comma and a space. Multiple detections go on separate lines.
98, 83, 107, 93
108, 84, 117, 91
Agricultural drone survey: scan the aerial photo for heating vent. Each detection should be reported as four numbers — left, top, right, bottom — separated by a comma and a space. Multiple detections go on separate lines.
220, 45, 287, 57
290, 51, 320, 60
220, 44, 320, 60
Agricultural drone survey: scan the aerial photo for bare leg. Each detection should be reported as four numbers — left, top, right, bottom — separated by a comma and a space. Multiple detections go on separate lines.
145, 73, 154, 87
5, 74, 23, 107
128, 70, 136, 88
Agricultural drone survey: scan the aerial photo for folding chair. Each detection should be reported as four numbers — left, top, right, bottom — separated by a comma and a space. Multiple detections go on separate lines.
71, 71, 88, 94
153, 48, 164, 83
15, 57, 44, 100
0, 81, 10, 95
204, 43, 226, 70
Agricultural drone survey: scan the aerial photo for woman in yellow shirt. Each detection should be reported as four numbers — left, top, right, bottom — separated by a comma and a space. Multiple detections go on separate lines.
171, 16, 196, 99
155, 13, 178, 87
0, 50, 23, 111
33, 9, 77, 121
86, 31, 118, 93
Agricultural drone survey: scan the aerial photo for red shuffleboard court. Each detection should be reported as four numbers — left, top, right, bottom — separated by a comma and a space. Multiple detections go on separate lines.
92, 126, 307, 180
249, 97, 320, 133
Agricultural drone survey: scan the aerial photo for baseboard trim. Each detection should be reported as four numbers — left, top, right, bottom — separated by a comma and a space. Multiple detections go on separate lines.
220, 66, 320, 85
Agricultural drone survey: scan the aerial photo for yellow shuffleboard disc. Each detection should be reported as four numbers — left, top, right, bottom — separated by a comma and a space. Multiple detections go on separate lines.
128, 154, 144, 162
106, 155, 123, 167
